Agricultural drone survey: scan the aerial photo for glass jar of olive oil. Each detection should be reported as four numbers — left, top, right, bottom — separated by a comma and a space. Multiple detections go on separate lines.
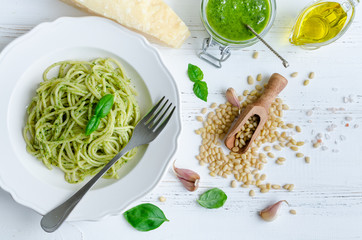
289, 0, 359, 49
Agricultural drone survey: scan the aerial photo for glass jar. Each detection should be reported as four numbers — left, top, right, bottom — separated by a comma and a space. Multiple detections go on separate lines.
289, 0, 359, 49
199, 0, 277, 68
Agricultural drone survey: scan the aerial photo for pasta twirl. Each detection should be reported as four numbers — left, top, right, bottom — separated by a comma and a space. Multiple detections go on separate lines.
23, 58, 140, 183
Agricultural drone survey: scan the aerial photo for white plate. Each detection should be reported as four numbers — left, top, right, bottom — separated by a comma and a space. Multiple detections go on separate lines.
0, 16, 181, 221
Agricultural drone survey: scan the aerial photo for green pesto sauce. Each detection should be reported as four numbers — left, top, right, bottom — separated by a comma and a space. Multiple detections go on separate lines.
206, 0, 270, 41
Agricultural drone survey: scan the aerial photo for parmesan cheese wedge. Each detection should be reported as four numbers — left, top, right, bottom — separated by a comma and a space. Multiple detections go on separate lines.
61, 0, 190, 48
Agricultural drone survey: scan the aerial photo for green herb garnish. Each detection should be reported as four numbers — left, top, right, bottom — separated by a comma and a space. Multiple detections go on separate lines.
193, 81, 208, 102
187, 64, 208, 102
197, 188, 227, 209
187, 63, 204, 82
94, 94, 114, 118
123, 203, 169, 231
85, 94, 114, 136
85, 115, 101, 136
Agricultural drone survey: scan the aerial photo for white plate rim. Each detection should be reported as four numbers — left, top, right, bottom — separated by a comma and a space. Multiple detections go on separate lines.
0, 16, 182, 221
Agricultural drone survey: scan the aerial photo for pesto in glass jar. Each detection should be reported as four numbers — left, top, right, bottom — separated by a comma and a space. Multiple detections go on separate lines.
206, 0, 270, 41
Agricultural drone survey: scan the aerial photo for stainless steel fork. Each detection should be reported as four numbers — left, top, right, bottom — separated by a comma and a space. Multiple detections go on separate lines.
40, 96, 175, 232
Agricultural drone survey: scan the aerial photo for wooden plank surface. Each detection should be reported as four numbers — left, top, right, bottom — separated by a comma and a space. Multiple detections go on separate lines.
0, 0, 361, 239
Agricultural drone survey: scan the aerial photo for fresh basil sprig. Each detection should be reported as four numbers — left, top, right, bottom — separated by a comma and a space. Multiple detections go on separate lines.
123, 203, 169, 231
197, 188, 227, 209
187, 64, 208, 102
94, 94, 114, 118
188, 63, 204, 82
85, 94, 114, 136
85, 115, 101, 136
193, 81, 208, 102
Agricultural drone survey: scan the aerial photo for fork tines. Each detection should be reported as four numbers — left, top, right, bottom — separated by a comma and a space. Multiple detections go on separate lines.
144, 96, 176, 132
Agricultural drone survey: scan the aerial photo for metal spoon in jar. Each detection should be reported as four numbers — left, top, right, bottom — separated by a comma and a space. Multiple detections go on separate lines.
244, 24, 289, 68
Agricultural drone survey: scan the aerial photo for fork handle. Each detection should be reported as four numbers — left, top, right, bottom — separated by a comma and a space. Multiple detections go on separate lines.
40, 140, 137, 233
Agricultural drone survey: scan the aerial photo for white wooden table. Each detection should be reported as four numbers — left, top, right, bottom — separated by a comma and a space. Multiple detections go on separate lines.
1, 0, 361, 239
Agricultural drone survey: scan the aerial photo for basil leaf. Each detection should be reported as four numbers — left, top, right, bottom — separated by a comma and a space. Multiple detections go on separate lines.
94, 94, 114, 118
187, 63, 204, 82
193, 81, 208, 102
85, 94, 114, 135
124, 203, 169, 231
197, 188, 227, 209
85, 115, 101, 136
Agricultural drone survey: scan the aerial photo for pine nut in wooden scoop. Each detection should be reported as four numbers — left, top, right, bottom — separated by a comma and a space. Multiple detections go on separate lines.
224, 73, 288, 154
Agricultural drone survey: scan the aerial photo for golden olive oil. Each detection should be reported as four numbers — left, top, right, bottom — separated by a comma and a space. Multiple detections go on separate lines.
290, 1, 348, 45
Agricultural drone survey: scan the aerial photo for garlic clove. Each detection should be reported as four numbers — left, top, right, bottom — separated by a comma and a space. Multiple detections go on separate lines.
226, 87, 240, 108
259, 200, 289, 222
178, 177, 200, 192
173, 161, 200, 192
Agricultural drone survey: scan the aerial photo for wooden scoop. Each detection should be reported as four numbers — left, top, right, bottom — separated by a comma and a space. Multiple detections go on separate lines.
224, 73, 288, 154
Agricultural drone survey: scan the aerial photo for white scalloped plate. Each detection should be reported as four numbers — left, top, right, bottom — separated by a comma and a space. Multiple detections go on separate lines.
0, 17, 181, 221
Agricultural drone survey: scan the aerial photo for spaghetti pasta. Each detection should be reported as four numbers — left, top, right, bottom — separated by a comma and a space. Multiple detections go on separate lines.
23, 58, 140, 183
